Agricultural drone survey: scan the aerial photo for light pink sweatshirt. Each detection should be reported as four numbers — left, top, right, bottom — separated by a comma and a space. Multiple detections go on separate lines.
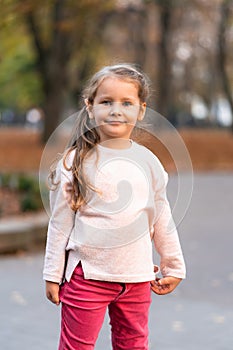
43, 141, 186, 284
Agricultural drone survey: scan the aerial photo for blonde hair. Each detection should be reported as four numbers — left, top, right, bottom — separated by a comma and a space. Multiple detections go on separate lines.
50, 63, 151, 211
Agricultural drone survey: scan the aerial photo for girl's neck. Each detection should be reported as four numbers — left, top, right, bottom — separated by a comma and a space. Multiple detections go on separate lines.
98, 138, 132, 150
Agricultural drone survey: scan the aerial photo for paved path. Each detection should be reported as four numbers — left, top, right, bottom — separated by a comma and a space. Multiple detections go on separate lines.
0, 173, 233, 350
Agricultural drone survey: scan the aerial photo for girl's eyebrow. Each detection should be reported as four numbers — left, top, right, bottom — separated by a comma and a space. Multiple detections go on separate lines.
97, 95, 113, 100
97, 94, 137, 101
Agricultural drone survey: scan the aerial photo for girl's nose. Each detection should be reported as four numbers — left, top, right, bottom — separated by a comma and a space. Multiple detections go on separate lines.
109, 102, 123, 116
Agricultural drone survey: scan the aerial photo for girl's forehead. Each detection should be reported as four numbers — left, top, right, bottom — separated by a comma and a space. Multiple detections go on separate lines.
95, 76, 139, 98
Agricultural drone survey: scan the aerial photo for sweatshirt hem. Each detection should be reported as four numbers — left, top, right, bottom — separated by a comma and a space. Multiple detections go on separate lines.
82, 271, 155, 283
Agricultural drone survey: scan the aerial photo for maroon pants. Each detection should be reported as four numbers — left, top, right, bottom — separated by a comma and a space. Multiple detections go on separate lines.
59, 264, 151, 349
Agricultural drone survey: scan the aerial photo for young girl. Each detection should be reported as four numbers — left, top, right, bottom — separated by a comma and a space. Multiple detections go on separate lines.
43, 63, 186, 350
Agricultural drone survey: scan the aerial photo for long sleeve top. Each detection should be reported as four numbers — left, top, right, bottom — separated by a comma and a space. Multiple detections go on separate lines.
43, 141, 186, 284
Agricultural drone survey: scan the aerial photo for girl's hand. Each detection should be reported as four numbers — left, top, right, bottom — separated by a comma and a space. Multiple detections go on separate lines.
46, 281, 60, 305
150, 276, 182, 295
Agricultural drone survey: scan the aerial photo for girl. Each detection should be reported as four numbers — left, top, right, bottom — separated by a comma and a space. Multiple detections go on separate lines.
43, 63, 186, 350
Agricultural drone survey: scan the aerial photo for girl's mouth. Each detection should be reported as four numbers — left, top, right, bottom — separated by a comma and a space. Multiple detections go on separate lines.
104, 120, 127, 124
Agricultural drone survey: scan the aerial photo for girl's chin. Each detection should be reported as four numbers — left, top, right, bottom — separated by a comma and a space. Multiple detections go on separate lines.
96, 124, 134, 140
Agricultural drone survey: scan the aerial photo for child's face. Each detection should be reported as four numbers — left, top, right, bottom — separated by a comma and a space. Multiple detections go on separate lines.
86, 77, 146, 143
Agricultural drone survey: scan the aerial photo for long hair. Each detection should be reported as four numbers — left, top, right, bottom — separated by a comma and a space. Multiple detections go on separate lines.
50, 63, 151, 211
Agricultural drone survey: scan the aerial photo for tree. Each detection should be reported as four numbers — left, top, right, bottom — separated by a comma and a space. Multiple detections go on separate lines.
218, 0, 233, 131
1, 0, 114, 142
145, 0, 189, 120
0, 3, 42, 113
155, 0, 173, 117
26, 0, 115, 142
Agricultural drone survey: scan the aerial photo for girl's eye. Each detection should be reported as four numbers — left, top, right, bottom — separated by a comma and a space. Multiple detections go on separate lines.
123, 101, 132, 107
101, 100, 112, 105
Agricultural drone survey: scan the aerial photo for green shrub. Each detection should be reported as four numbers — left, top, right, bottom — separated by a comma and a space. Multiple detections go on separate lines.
0, 172, 44, 214
0, 173, 18, 189
0, 173, 11, 187
20, 193, 41, 212
18, 174, 35, 191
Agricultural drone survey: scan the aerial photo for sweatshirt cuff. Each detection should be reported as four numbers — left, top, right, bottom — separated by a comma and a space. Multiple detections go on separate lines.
43, 273, 62, 284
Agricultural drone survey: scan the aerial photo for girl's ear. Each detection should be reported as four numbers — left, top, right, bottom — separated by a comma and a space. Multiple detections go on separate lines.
137, 102, 146, 121
85, 98, 94, 119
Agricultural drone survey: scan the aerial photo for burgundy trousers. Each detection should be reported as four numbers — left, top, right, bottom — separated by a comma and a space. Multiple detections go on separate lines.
58, 264, 151, 350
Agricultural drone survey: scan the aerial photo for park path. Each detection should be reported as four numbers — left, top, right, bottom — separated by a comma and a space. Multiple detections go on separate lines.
0, 172, 233, 350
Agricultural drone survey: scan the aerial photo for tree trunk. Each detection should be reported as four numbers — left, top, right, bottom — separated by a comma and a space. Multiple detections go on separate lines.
126, 6, 147, 68
25, 0, 71, 143
156, 2, 172, 119
42, 85, 64, 143
218, 0, 233, 132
